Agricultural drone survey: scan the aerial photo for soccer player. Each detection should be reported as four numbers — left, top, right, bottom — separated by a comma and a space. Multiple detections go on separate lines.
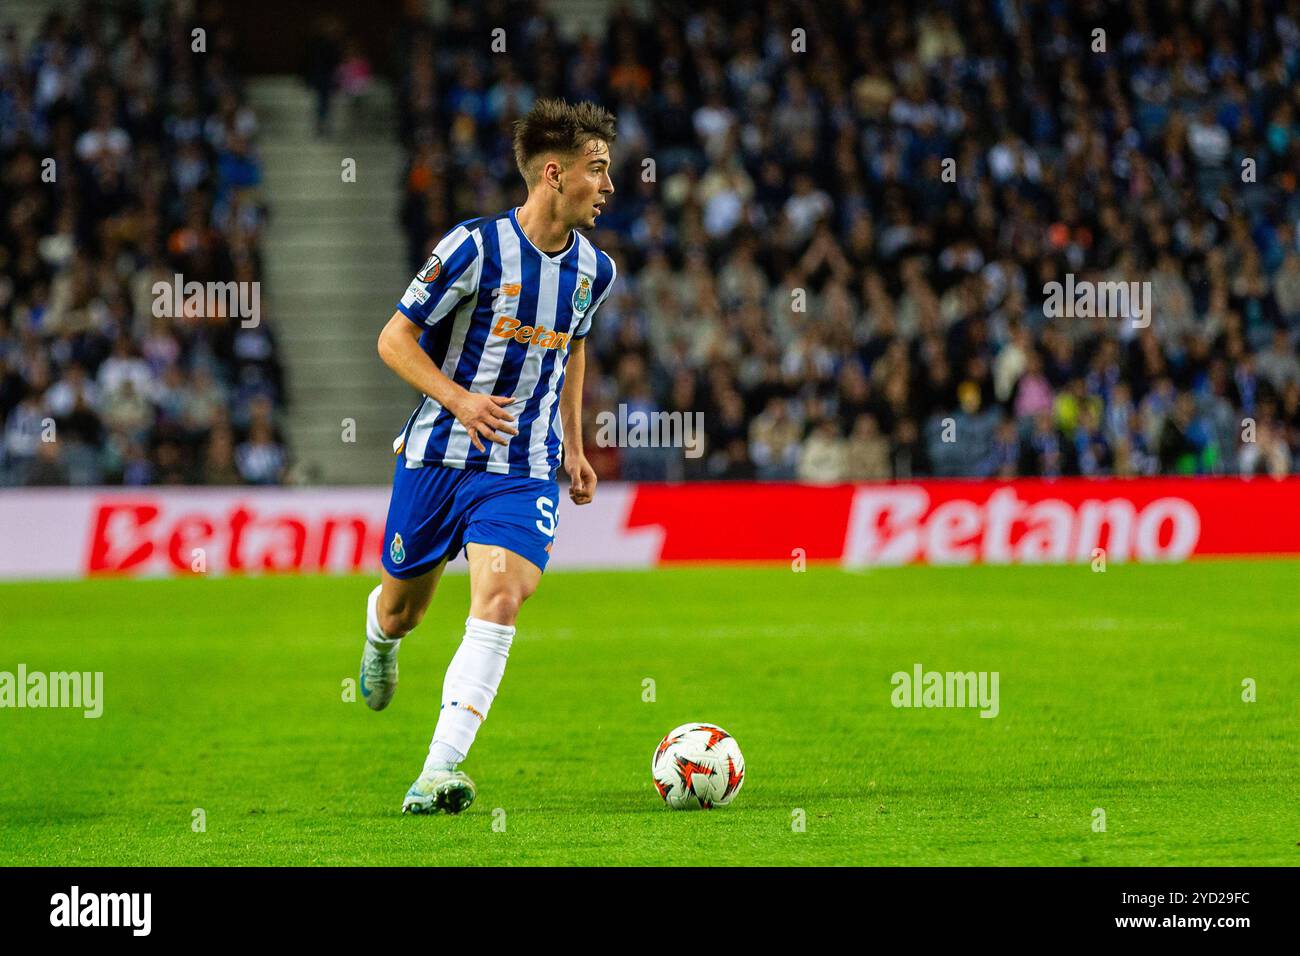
359, 99, 617, 814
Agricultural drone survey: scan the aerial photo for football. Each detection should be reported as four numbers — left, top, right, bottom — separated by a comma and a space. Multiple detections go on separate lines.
651, 722, 745, 810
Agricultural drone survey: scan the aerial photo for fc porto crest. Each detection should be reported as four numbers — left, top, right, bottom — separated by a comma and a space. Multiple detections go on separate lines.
417, 254, 442, 283
389, 532, 406, 565
572, 274, 593, 315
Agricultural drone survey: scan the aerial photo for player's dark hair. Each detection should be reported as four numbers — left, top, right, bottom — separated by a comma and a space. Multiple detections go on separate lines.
513, 98, 617, 186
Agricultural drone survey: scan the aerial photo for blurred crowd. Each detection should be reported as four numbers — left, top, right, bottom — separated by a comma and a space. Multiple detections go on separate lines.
4, 0, 1299, 488
397, 0, 1300, 481
0, 4, 289, 487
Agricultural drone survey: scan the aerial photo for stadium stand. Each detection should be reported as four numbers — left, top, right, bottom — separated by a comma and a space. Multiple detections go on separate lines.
0, 3, 289, 486
3, 0, 1299, 486
395, 0, 1300, 481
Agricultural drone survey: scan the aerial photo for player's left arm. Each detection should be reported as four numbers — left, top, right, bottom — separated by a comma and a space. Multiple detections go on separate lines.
562, 256, 615, 505
560, 336, 596, 505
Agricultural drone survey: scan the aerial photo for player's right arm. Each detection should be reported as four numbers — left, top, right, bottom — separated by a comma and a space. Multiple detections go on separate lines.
379, 224, 516, 452
377, 315, 517, 452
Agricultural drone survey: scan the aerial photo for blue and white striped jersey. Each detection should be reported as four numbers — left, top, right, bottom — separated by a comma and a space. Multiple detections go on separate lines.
392, 207, 617, 480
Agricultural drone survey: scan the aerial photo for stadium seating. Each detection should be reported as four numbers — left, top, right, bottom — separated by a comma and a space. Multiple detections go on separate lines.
0, 6, 288, 486
395, 1, 1300, 481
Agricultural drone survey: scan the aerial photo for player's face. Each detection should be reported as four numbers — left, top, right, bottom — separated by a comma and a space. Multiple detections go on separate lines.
564, 138, 614, 229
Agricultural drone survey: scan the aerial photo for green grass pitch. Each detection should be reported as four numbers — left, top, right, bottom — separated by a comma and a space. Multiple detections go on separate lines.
1, 560, 1297, 866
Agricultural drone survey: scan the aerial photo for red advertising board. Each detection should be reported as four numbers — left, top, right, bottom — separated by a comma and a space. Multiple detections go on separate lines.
0, 478, 1296, 580
627, 478, 1300, 565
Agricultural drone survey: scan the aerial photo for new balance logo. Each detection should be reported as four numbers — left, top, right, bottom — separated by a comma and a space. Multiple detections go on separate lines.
492, 316, 571, 350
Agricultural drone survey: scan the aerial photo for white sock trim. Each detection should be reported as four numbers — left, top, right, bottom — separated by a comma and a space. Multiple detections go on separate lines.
366, 585, 400, 650
465, 616, 516, 643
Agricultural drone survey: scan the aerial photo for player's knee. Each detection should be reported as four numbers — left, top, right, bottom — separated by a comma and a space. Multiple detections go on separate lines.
478, 588, 531, 626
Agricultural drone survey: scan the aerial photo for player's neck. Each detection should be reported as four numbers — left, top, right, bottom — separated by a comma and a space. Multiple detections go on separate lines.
515, 201, 572, 256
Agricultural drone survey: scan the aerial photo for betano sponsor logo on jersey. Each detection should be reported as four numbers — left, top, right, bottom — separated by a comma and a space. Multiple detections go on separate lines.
491, 315, 572, 350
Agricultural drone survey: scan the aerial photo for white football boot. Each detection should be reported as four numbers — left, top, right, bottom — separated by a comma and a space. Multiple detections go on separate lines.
359, 641, 398, 711
402, 769, 477, 815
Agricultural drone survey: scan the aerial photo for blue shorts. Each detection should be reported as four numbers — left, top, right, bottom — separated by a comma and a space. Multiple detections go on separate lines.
381, 460, 560, 577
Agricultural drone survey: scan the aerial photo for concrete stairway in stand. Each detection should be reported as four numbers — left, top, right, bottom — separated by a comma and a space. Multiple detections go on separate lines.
248, 75, 417, 485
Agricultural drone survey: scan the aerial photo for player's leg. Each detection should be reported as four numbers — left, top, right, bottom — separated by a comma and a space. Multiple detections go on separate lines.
431, 542, 540, 757
403, 474, 556, 815
363, 459, 461, 712
465, 541, 543, 625
360, 563, 445, 711
373, 563, 447, 639
402, 545, 541, 815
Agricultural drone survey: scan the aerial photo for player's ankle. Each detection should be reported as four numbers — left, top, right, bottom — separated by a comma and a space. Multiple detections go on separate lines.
367, 634, 401, 655
423, 740, 465, 775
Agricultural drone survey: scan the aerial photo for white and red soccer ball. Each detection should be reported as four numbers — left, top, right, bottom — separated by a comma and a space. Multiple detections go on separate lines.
651, 722, 745, 809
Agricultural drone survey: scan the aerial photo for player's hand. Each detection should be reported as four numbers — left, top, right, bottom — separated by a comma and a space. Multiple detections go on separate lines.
452, 391, 518, 453
565, 453, 597, 505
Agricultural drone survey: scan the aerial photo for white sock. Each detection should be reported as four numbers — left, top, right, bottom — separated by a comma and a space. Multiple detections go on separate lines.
424, 740, 465, 773
426, 617, 514, 768
366, 585, 401, 654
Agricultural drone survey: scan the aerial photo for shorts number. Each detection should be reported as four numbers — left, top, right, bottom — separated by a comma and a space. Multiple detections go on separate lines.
535, 496, 556, 537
